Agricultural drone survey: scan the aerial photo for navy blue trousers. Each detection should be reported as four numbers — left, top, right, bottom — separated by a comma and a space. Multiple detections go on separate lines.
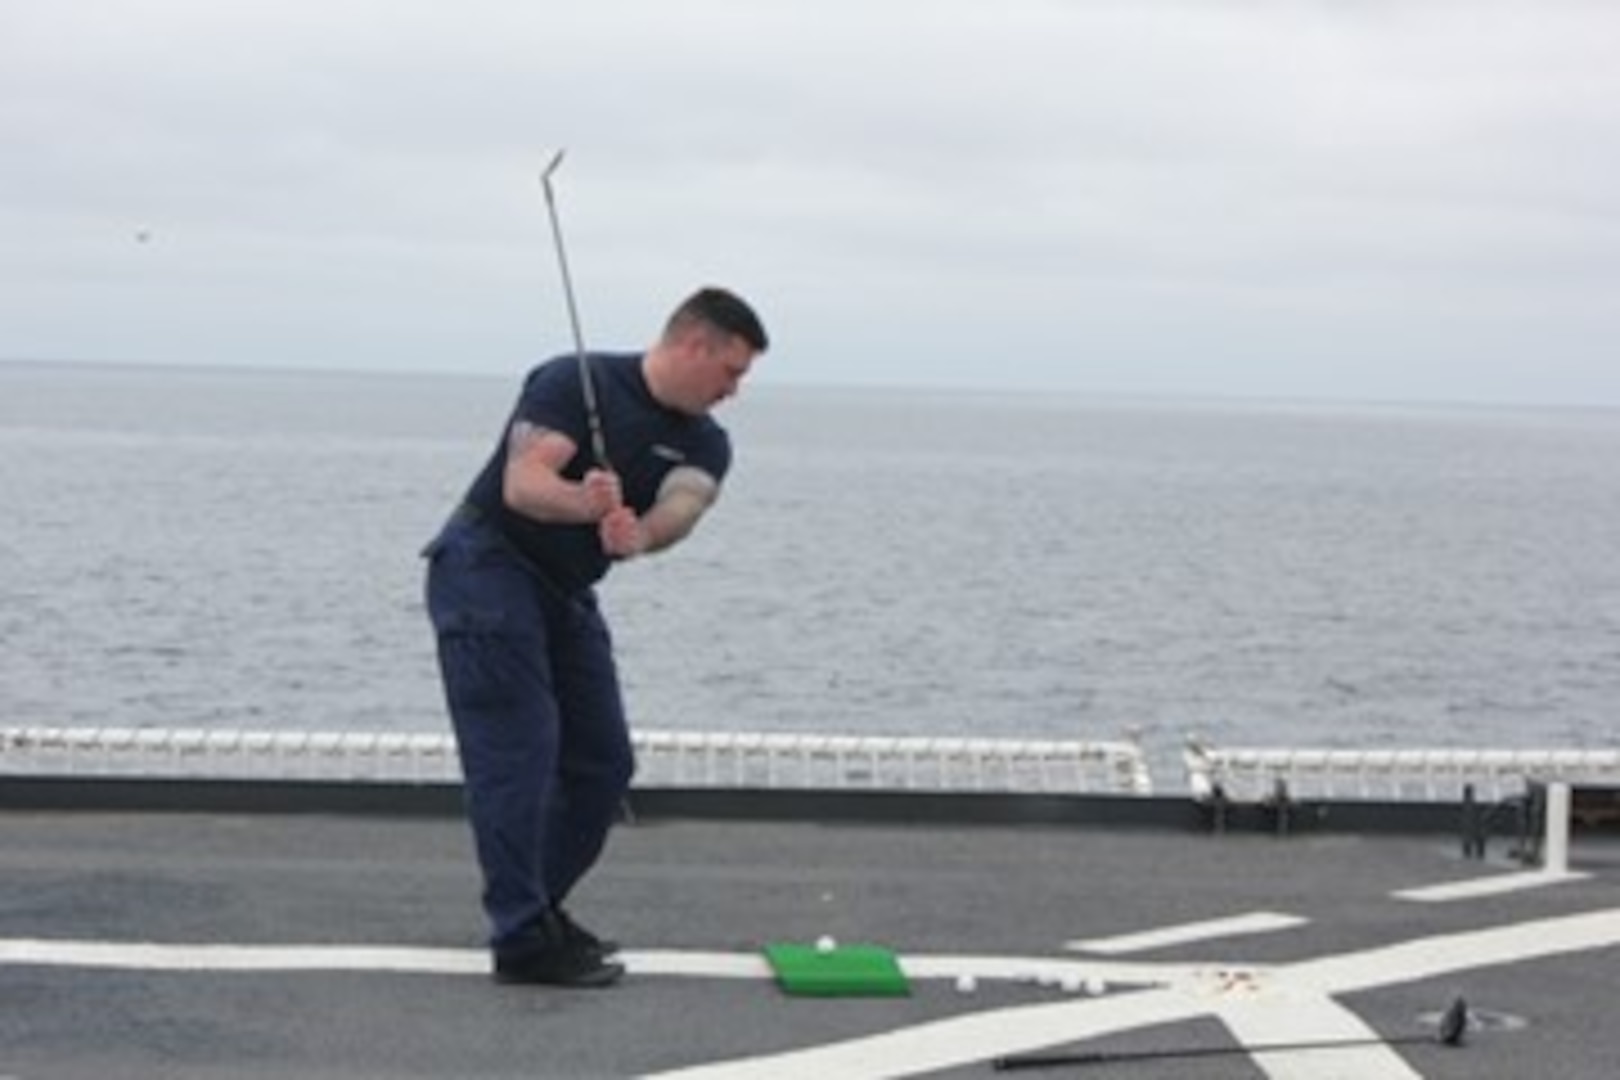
425, 520, 634, 948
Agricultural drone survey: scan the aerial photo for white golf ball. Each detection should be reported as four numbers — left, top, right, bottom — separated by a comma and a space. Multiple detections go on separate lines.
1085, 977, 1107, 996
1060, 975, 1084, 994
815, 935, 837, 954
955, 974, 978, 994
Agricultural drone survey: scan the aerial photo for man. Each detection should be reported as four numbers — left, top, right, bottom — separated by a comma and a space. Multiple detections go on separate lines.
424, 287, 769, 987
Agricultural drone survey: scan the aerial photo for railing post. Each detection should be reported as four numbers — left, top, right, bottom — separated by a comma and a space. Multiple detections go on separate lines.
1544, 781, 1572, 874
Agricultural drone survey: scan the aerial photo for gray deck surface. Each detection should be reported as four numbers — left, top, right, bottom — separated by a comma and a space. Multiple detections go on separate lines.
1, 805, 1615, 1079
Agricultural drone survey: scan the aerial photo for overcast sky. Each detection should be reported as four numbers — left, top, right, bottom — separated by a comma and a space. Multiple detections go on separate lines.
4, 1, 1618, 405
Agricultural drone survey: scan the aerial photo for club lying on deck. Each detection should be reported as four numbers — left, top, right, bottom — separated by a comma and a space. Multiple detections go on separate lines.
992, 996, 1469, 1071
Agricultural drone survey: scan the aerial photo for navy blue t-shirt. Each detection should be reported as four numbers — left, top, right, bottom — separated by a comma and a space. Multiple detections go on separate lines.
461, 352, 731, 591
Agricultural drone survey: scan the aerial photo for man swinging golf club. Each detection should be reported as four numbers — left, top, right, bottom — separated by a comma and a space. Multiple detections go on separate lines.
425, 285, 767, 986
424, 156, 769, 987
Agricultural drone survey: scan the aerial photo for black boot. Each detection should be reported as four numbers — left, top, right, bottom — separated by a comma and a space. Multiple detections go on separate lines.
493, 911, 625, 988
553, 906, 619, 958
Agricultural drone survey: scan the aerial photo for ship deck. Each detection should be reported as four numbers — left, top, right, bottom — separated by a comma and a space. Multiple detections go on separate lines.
2, 789, 1616, 1079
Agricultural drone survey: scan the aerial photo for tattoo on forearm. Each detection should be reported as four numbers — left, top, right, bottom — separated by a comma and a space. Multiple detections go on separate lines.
657, 466, 720, 507
507, 420, 549, 456
645, 467, 720, 550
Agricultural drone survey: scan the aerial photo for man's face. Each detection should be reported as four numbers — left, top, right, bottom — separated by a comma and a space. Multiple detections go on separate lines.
685, 332, 758, 412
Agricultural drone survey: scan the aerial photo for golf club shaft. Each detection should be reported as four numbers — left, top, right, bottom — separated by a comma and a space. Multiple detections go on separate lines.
540, 150, 610, 469
994, 1032, 1433, 1070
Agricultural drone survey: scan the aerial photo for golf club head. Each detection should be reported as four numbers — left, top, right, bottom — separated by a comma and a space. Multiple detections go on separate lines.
1438, 996, 1469, 1047
542, 149, 566, 184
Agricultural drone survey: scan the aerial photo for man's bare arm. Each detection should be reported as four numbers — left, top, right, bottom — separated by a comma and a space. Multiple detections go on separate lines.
501, 421, 620, 523
639, 466, 721, 553
599, 466, 720, 559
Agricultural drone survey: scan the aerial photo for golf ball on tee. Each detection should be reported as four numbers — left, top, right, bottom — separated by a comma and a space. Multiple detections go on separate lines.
815, 935, 837, 953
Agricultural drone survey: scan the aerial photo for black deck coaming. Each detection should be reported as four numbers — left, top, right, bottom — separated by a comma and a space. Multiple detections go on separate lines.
0, 775, 1532, 839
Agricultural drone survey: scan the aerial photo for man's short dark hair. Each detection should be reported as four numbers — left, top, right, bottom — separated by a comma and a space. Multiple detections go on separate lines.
668, 287, 769, 352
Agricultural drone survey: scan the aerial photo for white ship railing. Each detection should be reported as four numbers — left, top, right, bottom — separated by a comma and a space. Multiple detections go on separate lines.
0, 726, 1154, 796
9, 727, 1615, 802
632, 729, 1153, 794
1184, 739, 1620, 803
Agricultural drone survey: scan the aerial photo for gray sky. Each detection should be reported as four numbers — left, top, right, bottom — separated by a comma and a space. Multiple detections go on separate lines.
4, 1, 1618, 405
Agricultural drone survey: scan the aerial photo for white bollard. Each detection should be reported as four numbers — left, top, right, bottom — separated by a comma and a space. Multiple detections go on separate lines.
1543, 782, 1571, 874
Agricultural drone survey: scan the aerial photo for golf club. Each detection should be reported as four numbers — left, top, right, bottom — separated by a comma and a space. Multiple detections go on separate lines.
992, 996, 1469, 1071
539, 149, 609, 469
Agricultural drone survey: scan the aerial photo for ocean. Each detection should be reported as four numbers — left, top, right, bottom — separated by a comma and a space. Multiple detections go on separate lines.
2, 360, 1617, 775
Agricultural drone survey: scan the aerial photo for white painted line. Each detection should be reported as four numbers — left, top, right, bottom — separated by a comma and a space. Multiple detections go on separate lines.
897, 953, 1203, 987
0, 939, 486, 975
1216, 992, 1422, 1080
628, 951, 773, 979
1286, 906, 1620, 995
1393, 870, 1591, 903
644, 987, 1209, 1080
0, 940, 778, 981
646, 905, 1620, 1079
7, 907, 1618, 1080
0, 938, 1203, 991
1067, 911, 1307, 955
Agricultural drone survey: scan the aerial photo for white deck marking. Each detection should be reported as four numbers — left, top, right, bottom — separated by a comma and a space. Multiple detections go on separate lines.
1216, 993, 1422, 1080
1067, 911, 1307, 955
1393, 869, 1591, 903
5, 907, 1618, 1080
0, 938, 1196, 988
0, 939, 486, 975
646, 988, 1211, 1080
0, 942, 777, 982
643, 906, 1620, 1079
622, 950, 773, 979
1283, 907, 1620, 995
894, 953, 1202, 986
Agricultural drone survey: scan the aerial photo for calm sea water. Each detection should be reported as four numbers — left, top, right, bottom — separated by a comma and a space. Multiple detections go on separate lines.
2, 361, 1617, 776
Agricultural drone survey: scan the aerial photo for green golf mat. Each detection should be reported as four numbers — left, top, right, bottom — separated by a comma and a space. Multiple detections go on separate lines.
763, 943, 911, 997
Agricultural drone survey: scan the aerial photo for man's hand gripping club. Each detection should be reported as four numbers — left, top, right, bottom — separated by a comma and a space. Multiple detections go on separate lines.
583, 469, 647, 559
